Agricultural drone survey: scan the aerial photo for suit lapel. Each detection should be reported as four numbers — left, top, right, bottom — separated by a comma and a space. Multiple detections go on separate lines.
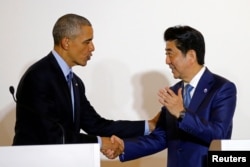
189, 69, 214, 112
49, 53, 74, 119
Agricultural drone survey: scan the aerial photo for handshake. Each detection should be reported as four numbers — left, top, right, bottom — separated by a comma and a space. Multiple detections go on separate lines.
100, 112, 161, 159
101, 135, 124, 159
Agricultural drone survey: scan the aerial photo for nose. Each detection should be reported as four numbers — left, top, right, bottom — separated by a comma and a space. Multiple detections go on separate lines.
89, 41, 95, 52
165, 55, 171, 65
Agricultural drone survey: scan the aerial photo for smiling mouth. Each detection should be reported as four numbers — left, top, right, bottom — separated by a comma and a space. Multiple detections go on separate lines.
169, 67, 176, 74
169, 66, 174, 70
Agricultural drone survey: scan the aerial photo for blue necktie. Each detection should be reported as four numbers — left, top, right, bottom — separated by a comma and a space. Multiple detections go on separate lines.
67, 71, 73, 90
183, 84, 193, 108
67, 71, 75, 121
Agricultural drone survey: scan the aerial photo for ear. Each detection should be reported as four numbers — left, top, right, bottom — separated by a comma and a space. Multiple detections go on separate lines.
61, 37, 69, 50
186, 49, 196, 62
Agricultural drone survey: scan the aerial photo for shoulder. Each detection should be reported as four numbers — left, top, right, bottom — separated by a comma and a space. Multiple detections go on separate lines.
209, 70, 236, 89
19, 53, 62, 85
206, 69, 237, 94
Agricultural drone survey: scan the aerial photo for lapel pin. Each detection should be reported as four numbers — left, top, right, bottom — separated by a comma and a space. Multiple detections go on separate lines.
204, 88, 208, 93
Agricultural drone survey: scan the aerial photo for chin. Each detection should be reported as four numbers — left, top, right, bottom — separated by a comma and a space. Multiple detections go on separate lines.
173, 74, 179, 79
76, 62, 87, 67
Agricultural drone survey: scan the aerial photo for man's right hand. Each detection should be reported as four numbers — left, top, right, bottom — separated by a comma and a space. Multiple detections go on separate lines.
148, 111, 161, 132
100, 135, 124, 159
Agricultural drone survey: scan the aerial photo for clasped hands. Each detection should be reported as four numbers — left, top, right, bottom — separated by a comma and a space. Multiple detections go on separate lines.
101, 135, 124, 159
158, 87, 185, 118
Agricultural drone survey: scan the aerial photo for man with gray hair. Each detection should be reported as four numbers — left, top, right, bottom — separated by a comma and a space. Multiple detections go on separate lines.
13, 14, 159, 156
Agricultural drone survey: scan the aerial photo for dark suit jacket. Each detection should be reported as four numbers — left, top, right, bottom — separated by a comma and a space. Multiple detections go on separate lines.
120, 68, 237, 167
13, 52, 144, 145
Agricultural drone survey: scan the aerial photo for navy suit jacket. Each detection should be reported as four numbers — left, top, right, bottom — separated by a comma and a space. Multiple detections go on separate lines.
120, 68, 237, 167
13, 52, 145, 145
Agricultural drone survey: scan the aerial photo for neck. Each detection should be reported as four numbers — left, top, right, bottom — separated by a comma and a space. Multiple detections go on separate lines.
184, 65, 203, 83
54, 46, 73, 67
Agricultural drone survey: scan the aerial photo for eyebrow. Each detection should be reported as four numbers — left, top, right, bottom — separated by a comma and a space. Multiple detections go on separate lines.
83, 38, 93, 43
165, 48, 172, 52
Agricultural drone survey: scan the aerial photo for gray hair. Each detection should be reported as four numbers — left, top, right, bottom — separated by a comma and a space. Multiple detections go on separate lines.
52, 13, 92, 45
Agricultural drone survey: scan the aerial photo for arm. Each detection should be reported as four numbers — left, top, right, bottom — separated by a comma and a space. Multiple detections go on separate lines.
101, 110, 167, 161
159, 81, 237, 145
79, 95, 145, 138
179, 82, 237, 143
77, 78, 149, 138
120, 126, 167, 162
101, 127, 167, 161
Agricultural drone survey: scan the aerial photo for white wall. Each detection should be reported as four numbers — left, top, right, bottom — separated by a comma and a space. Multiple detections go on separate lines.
1, 0, 250, 166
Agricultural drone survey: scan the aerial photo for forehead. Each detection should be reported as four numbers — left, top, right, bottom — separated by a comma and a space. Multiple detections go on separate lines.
165, 40, 178, 51
79, 25, 93, 39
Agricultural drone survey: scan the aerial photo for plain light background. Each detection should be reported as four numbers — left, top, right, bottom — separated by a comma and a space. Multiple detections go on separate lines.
1, 0, 250, 166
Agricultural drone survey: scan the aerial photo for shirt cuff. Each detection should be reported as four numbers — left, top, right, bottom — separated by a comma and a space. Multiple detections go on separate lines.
144, 120, 150, 135
97, 136, 101, 148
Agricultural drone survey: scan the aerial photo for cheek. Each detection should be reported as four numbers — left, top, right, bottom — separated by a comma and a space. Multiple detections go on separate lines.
173, 57, 185, 66
80, 45, 89, 53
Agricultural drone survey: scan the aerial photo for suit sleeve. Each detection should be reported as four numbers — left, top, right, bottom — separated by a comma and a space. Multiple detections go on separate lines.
77, 79, 145, 138
119, 110, 168, 162
120, 127, 167, 162
80, 99, 145, 138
